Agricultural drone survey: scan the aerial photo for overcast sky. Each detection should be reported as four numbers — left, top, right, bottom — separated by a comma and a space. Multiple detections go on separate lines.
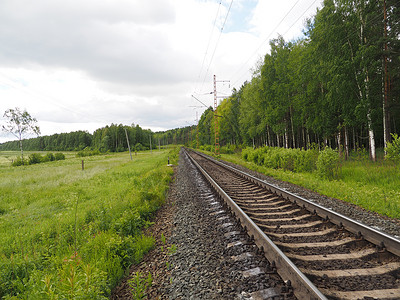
0, 0, 322, 143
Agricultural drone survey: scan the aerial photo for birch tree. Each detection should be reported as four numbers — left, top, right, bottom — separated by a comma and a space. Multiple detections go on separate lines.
2, 107, 40, 164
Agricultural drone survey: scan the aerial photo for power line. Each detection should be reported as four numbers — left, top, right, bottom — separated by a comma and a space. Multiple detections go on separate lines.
195, 1, 222, 93
197, 0, 234, 94
230, 0, 302, 87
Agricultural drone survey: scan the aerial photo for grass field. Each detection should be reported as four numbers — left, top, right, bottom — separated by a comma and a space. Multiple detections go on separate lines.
0, 148, 178, 299
213, 151, 400, 220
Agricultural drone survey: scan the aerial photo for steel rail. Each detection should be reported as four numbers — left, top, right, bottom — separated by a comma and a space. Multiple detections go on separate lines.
185, 149, 328, 300
193, 150, 400, 258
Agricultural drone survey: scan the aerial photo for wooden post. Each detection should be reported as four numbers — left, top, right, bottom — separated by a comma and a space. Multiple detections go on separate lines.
124, 128, 133, 161
81, 160, 84, 171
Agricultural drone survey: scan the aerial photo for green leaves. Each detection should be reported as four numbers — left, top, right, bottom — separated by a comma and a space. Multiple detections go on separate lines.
385, 134, 400, 164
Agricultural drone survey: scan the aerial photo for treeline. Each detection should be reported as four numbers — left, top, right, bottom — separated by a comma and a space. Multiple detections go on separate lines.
188, 0, 400, 161
154, 126, 198, 147
0, 124, 154, 152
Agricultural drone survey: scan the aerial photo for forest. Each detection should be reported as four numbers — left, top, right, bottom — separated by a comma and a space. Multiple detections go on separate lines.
0, 124, 154, 153
1, 0, 399, 161
159, 0, 400, 161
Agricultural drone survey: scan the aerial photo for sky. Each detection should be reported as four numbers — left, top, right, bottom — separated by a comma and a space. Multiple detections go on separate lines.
0, 0, 323, 143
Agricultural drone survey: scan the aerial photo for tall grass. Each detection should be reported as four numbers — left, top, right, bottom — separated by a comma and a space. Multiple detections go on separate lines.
0, 148, 179, 298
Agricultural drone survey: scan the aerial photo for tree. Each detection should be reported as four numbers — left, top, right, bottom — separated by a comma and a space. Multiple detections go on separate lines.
2, 107, 40, 164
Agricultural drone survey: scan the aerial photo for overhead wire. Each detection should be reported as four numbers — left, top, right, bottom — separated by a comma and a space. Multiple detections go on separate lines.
230, 0, 387, 89
229, 0, 303, 87
197, 0, 234, 94
195, 0, 222, 94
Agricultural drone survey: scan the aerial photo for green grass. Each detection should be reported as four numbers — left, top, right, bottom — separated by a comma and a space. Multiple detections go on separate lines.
212, 151, 400, 220
0, 148, 179, 299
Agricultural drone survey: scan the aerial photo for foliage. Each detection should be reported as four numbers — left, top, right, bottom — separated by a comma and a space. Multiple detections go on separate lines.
28, 153, 43, 165
242, 146, 318, 173
128, 272, 153, 300
0, 147, 179, 298
0, 124, 154, 154
11, 152, 66, 167
11, 156, 27, 166
385, 134, 400, 164
134, 143, 145, 152
1, 107, 40, 163
54, 152, 66, 161
316, 147, 341, 180
77, 148, 101, 157
42, 152, 55, 162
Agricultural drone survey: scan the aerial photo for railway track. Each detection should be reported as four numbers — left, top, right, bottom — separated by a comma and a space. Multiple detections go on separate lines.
185, 149, 400, 300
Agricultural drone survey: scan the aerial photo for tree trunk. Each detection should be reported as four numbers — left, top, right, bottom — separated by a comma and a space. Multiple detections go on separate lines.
337, 128, 342, 158
290, 106, 296, 148
367, 109, 376, 161
19, 138, 24, 165
284, 126, 289, 149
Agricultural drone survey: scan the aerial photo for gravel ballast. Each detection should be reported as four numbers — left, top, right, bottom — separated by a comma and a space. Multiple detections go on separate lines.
112, 150, 293, 299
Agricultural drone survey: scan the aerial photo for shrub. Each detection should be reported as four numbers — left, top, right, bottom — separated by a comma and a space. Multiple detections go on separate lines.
134, 143, 145, 152
28, 153, 43, 165
242, 146, 319, 173
242, 147, 252, 161
316, 147, 341, 179
12, 157, 27, 166
294, 148, 318, 173
385, 133, 400, 164
55, 153, 66, 160
114, 210, 144, 237
42, 153, 55, 162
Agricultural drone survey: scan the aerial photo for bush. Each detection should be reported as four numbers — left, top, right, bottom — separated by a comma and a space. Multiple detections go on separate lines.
42, 153, 55, 162
134, 143, 145, 152
242, 146, 319, 173
316, 147, 340, 179
220, 144, 243, 154
28, 153, 43, 165
55, 153, 65, 160
385, 133, 400, 164
12, 157, 27, 166
242, 147, 252, 161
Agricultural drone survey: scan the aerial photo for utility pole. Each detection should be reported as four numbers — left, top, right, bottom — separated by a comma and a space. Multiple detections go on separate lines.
149, 134, 152, 153
214, 75, 219, 157
213, 74, 230, 158
383, 0, 391, 152
124, 128, 132, 160
196, 111, 199, 149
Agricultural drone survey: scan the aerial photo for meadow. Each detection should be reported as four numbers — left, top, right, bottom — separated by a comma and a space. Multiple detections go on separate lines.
214, 147, 400, 220
0, 148, 178, 299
